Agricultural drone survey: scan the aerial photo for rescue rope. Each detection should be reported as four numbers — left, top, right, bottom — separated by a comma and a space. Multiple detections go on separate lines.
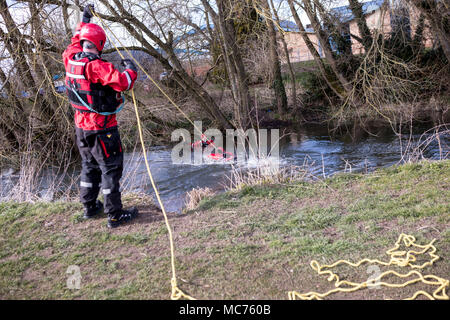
131, 89, 195, 300
91, 10, 195, 300
288, 233, 449, 300
89, 10, 448, 301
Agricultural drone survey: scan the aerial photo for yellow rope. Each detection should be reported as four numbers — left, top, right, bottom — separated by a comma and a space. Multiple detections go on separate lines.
131, 90, 195, 300
91, 10, 195, 300
89, 11, 449, 302
288, 234, 449, 300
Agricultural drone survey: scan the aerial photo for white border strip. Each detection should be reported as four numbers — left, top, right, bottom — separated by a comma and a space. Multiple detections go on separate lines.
68, 60, 86, 66
80, 181, 93, 188
66, 72, 85, 79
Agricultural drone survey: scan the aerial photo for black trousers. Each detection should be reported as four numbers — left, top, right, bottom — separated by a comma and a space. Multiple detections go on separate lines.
76, 127, 124, 215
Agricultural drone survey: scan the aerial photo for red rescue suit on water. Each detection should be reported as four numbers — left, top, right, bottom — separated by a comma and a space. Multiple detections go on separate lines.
63, 14, 138, 228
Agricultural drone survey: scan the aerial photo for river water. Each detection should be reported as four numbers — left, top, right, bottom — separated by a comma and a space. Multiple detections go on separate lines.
120, 125, 448, 212
1, 125, 448, 212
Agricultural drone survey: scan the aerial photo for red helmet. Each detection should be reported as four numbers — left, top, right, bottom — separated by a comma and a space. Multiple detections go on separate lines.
79, 23, 107, 52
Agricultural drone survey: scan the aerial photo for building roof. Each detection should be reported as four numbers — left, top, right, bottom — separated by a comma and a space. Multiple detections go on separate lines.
278, 20, 315, 33
280, 0, 385, 33
330, 0, 385, 23
173, 24, 214, 45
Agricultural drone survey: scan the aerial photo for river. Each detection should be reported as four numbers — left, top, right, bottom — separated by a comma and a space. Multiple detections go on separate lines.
1, 125, 448, 212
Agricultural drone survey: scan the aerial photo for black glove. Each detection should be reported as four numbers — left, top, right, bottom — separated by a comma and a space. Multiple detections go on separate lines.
82, 4, 94, 23
121, 59, 138, 73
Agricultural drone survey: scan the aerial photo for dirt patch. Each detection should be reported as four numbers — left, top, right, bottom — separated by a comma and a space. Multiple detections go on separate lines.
322, 226, 340, 239
21, 268, 41, 282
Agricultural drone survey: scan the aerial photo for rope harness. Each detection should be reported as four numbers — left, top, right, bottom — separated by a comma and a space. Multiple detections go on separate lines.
68, 80, 125, 116
90, 10, 448, 301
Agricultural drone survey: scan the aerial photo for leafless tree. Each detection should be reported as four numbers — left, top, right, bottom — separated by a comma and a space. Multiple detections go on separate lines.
201, 0, 254, 129
407, 0, 450, 62
255, 0, 288, 116
287, 0, 348, 99
270, 0, 297, 106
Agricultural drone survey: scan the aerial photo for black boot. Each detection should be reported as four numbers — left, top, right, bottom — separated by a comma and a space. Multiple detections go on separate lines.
83, 200, 103, 219
107, 207, 139, 228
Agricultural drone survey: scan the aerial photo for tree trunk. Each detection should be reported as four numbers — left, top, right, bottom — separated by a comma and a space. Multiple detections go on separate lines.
28, 2, 61, 121
408, 0, 450, 62
216, 0, 252, 129
301, 0, 352, 96
0, 1, 37, 91
270, 0, 297, 107
260, 0, 288, 116
202, 0, 253, 129
412, 14, 425, 53
348, 0, 373, 52
61, 0, 73, 40
287, 0, 347, 99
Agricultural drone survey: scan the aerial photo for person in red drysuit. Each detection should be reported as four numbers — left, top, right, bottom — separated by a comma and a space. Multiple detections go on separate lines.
63, 4, 138, 228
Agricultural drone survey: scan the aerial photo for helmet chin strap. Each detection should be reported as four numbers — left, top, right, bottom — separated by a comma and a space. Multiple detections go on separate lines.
74, 51, 100, 61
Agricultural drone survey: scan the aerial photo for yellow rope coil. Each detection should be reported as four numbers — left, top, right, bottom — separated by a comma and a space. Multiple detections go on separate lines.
288, 234, 449, 300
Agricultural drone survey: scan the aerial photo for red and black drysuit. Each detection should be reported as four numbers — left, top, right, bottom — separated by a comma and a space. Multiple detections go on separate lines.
63, 22, 137, 215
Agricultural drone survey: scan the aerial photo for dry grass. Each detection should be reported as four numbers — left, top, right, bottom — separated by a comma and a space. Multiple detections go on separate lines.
184, 187, 216, 212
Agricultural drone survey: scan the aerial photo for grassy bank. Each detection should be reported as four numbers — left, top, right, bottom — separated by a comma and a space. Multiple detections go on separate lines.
0, 160, 449, 299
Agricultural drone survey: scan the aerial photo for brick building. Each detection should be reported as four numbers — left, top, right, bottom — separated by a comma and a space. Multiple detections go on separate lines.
281, 0, 435, 63
172, 1, 437, 77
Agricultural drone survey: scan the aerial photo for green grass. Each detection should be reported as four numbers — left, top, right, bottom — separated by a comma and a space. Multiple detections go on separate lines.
0, 160, 449, 299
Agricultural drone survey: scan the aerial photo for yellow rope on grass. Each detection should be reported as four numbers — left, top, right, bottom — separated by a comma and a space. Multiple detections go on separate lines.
131, 89, 195, 300
90, 9, 195, 300
288, 233, 449, 300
